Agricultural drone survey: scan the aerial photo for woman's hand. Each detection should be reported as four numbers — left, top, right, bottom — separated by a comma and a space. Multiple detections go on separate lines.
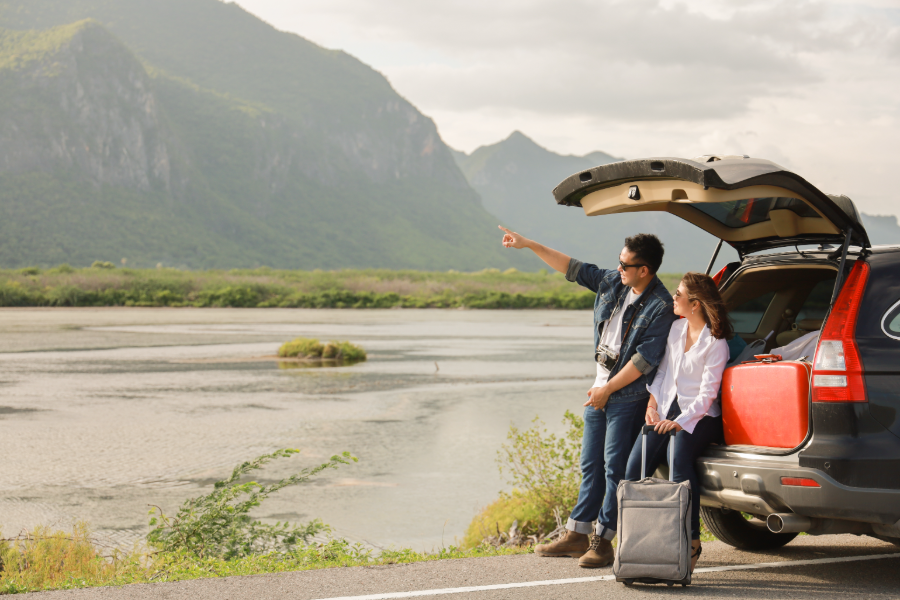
584, 385, 611, 411
654, 420, 683, 434
646, 394, 660, 425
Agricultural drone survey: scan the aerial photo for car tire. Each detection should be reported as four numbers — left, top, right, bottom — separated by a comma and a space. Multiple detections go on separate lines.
700, 507, 798, 550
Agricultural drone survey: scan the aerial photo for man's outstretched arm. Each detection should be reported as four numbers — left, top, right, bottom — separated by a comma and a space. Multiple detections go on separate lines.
499, 226, 571, 274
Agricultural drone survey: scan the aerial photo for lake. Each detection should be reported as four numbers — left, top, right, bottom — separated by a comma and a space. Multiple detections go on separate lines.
0, 308, 595, 551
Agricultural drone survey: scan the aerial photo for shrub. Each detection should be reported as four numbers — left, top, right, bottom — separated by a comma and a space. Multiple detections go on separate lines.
16, 266, 40, 275
461, 491, 552, 549
464, 411, 584, 548
498, 411, 584, 517
148, 449, 356, 560
48, 263, 75, 274
0, 523, 121, 593
278, 338, 366, 362
90, 261, 116, 269
278, 338, 324, 358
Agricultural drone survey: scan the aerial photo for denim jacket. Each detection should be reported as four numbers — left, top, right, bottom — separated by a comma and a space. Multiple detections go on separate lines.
566, 258, 676, 403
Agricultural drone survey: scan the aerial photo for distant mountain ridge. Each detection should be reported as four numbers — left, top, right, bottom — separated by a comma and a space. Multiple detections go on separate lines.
0, 0, 535, 270
452, 132, 900, 273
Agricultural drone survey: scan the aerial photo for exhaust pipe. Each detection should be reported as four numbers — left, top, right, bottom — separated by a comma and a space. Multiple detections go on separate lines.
767, 513, 812, 533
767, 514, 874, 535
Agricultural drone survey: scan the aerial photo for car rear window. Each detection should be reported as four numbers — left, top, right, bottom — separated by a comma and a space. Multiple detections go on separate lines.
883, 301, 900, 340
796, 278, 836, 323
691, 197, 821, 229
730, 291, 776, 333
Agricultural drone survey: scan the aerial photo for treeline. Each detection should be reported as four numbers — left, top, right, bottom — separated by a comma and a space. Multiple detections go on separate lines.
0, 265, 683, 309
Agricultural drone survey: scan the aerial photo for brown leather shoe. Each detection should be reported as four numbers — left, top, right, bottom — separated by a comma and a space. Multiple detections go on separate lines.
534, 530, 589, 558
577, 534, 614, 568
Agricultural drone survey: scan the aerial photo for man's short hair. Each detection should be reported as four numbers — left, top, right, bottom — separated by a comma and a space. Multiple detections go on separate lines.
624, 233, 664, 274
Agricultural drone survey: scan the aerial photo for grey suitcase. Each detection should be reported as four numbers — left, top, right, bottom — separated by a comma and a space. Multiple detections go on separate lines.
613, 425, 692, 587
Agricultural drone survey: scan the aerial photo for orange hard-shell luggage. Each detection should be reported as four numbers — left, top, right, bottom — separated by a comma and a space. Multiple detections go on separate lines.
721, 359, 811, 448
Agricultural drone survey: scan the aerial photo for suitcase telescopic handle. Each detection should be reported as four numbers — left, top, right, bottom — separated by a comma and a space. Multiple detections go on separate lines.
640, 425, 677, 481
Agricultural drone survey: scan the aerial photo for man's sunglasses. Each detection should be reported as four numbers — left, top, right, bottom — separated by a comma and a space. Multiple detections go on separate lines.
619, 260, 649, 270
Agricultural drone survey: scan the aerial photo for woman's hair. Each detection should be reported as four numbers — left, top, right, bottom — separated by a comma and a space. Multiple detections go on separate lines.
681, 272, 733, 340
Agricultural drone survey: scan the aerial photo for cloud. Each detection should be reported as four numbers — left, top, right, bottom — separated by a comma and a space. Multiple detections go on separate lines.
233, 0, 900, 217
238, 0, 896, 121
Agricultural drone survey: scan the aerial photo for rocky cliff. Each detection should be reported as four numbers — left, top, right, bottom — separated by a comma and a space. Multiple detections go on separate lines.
0, 1, 533, 270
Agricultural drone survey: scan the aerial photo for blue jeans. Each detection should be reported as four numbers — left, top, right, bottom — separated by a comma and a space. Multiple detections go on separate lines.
567, 398, 648, 540
624, 403, 724, 540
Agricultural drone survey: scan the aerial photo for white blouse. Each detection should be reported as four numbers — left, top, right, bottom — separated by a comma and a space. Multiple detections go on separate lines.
647, 319, 729, 434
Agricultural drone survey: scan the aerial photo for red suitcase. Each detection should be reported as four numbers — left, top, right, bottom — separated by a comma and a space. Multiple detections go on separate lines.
721, 360, 811, 448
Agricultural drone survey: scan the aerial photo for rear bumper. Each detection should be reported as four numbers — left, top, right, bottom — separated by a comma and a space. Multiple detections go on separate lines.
697, 450, 900, 526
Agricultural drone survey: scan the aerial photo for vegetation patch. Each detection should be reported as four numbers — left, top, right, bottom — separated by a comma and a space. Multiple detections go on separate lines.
0, 449, 526, 594
0, 266, 683, 309
277, 338, 367, 363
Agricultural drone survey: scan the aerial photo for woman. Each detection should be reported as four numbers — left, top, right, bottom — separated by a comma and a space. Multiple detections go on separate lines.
623, 272, 732, 572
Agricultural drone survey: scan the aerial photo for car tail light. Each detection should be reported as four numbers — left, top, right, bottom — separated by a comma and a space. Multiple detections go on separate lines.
781, 477, 821, 488
812, 261, 869, 402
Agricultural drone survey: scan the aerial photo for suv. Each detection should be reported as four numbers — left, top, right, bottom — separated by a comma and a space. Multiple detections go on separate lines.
553, 156, 900, 550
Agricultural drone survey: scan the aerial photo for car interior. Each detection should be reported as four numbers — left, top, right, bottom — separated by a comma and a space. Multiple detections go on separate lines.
721, 264, 837, 352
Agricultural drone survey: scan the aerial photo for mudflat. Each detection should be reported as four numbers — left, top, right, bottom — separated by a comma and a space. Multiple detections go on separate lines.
0, 308, 594, 550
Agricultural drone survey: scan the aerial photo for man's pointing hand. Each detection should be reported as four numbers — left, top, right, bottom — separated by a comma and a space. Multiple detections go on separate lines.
499, 226, 529, 249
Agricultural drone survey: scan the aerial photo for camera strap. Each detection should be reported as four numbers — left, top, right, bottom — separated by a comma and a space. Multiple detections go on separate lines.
598, 279, 659, 370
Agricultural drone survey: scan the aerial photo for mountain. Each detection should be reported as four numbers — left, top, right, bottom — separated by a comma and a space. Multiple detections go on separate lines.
453, 132, 900, 273
0, 0, 535, 270
452, 132, 738, 273
860, 214, 900, 246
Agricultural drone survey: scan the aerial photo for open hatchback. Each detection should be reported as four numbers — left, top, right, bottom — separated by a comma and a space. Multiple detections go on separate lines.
552, 156, 900, 551
552, 156, 870, 256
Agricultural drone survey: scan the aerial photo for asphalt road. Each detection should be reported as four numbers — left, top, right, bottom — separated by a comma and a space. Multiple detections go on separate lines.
29, 535, 900, 600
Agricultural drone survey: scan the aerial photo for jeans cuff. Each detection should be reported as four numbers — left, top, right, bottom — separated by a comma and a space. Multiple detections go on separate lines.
566, 518, 594, 535
595, 524, 616, 541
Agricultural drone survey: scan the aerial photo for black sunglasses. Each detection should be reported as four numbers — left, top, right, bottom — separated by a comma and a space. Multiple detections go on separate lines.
619, 260, 649, 270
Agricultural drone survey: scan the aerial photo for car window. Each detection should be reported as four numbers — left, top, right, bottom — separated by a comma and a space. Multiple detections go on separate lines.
796, 278, 836, 323
730, 291, 776, 333
883, 301, 900, 340
691, 197, 821, 229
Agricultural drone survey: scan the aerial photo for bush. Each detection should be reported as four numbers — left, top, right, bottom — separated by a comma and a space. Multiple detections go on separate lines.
0, 523, 121, 593
461, 491, 552, 549
90, 261, 116, 269
148, 449, 356, 560
498, 411, 584, 516
278, 338, 366, 362
278, 338, 324, 358
464, 411, 584, 548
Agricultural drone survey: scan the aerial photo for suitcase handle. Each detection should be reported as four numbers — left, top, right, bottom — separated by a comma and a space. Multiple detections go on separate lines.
640, 425, 677, 481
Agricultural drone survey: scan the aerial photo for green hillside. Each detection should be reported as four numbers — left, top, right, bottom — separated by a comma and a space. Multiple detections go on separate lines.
0, 1, 536, 270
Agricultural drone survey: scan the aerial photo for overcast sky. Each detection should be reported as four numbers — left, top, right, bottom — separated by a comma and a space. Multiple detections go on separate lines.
231, 0, 900, 217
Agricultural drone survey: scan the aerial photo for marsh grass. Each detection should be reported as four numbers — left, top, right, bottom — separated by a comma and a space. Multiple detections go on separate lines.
278, 338, 367, 363
0, 529, 528, 594
0, 266, 683, 309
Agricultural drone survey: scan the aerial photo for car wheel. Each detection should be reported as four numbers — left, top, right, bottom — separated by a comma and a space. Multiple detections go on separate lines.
700, 507, 798, 550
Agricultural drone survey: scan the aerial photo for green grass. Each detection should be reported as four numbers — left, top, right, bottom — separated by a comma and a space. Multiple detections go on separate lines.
0, 525, 529, 595
0, 266, 684, 309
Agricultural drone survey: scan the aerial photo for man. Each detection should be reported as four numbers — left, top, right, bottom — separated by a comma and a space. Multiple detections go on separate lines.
499, 226, 676, 568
